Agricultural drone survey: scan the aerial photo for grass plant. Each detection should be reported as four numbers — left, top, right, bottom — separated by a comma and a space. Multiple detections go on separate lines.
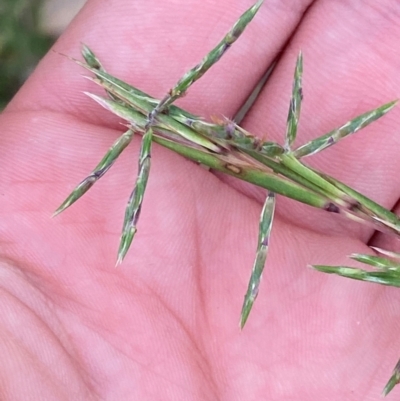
55, 1, 400, 395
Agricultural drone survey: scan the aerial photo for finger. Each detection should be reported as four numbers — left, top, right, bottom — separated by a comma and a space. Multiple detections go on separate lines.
239, 0, 400, 241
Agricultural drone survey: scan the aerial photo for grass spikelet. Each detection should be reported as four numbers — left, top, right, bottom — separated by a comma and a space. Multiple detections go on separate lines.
293, 100, 397, 158
54, 128, 134, 216
240, 191, 275, 328
285, 51, 303, 149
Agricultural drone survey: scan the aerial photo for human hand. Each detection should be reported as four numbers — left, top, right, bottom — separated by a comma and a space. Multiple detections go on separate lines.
1, 1, 400, 399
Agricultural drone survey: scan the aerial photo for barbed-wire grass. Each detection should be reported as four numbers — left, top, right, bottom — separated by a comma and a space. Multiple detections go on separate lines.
55, 0, 400, 395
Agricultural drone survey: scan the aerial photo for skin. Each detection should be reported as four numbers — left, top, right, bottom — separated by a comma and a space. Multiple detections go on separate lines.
2, 0, 400, 399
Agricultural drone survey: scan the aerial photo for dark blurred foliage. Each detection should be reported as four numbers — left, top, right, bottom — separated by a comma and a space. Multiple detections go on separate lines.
0, 0, 55, 109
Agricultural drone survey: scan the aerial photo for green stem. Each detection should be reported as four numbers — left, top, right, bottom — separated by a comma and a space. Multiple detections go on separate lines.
243, 149, 339, 200
316, 170, 400, 233
153, 135, 329, 209
280, 153, 350, 206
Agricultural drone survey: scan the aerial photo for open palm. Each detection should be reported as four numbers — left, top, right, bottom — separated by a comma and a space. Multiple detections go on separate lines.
2, 1, 400, 399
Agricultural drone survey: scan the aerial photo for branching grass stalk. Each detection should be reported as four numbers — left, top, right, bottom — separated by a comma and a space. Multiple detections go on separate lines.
76, 48, 400, 236
62, 48, 400, 284
82, 72, 400, 233
54, 2, 400, 395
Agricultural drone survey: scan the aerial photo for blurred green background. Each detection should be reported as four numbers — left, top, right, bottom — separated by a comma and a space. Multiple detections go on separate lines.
0, 0, 85, 109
